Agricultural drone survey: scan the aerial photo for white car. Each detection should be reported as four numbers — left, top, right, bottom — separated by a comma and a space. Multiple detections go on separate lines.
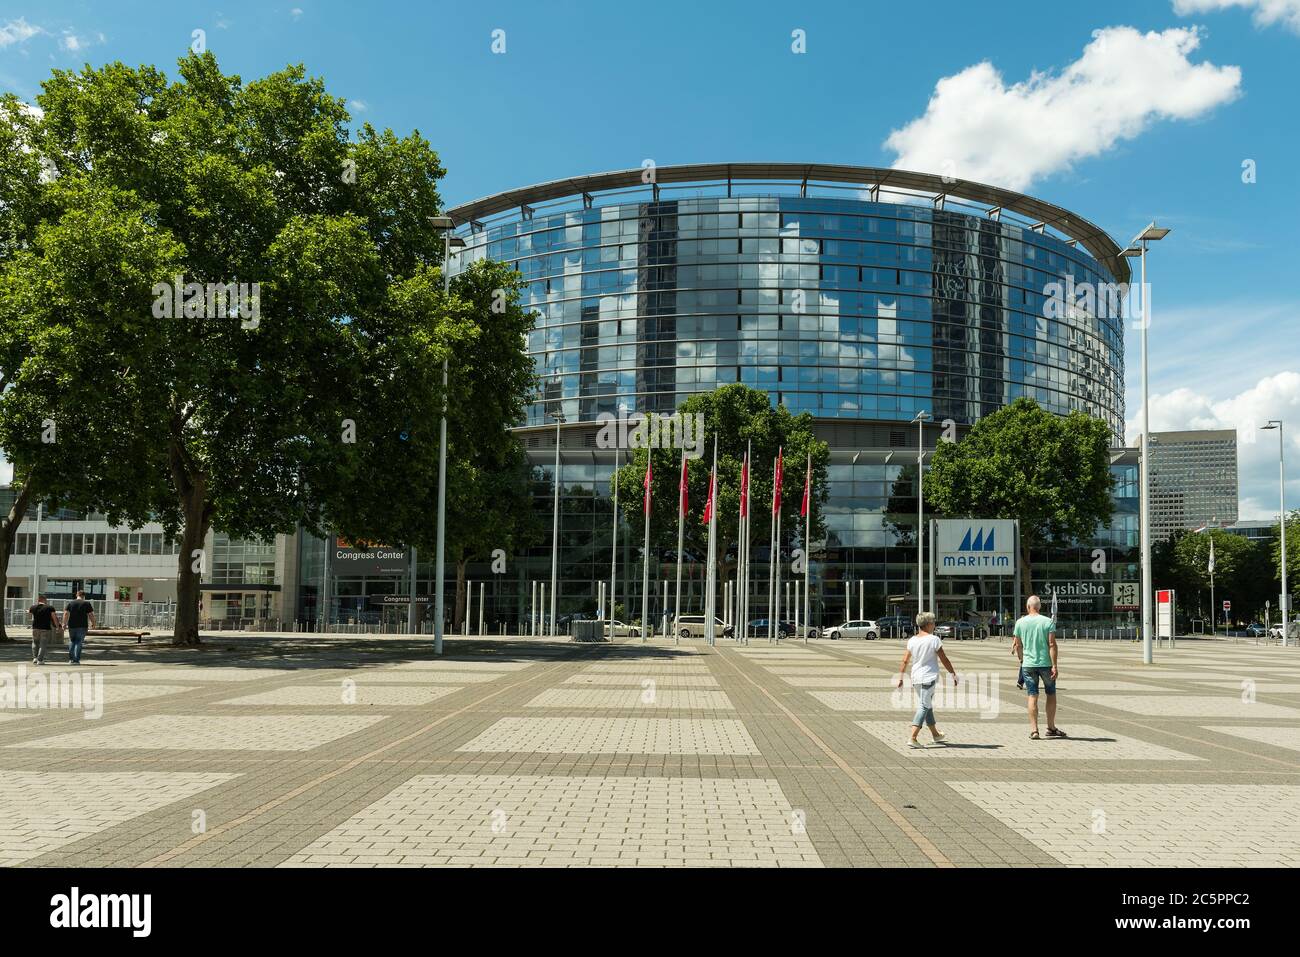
595, 619, 640, 637
676, 615, 735, 639
826, 619, 880, 640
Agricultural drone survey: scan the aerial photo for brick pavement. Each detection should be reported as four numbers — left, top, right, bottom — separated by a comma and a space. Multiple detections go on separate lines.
0, 632, 1297, 867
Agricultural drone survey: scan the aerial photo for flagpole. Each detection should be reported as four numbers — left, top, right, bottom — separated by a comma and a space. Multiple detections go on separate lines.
642, 456, 651, 643
705, 437, 719, 646
742, 442, 751, 645
674, 449, 686, 644
804, 451, 811, 645
609, 445, 618, 643
768, 456, 777, 643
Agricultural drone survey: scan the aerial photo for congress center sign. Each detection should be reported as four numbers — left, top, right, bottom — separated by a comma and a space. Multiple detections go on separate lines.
934, 519, 1016, 576
333, 537, 408, 576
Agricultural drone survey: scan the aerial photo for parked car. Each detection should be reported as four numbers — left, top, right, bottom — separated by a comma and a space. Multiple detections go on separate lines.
1245, 622, 1268, 638
874, 615, 914, 637
825, 619, 880, 640
936, 619, 980, 640
594, 619, 640, 638
747, 618, 795, 639
676, 614, 735, 639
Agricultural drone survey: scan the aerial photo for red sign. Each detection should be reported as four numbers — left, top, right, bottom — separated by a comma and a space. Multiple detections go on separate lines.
1157, 590, 1172, 603
1222, 600, 1231, 610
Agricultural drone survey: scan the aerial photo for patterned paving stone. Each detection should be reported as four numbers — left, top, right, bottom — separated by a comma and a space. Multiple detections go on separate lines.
0, 771, 237, 866
945, 781, 1300, 866
278, 774, 821, 868
781, 675, 880, 688
330, 669, 502, 684
9, 714, 388, 751
811, 688, 999, 717
581, 663, 710, 674
562, 673, 720, 687
456, 717, 760, 754
768, 666, 879, 675
854, 721, 1199, 760
112, 667, 294, 682
1073, 694, 1300, 718
1203, 725, 1300, 753
382, 660, 533, 672
524, 688, 734, 710
216, 685, 463, 706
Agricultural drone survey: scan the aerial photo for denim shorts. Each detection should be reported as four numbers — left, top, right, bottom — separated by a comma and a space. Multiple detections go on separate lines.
1022, 666, 1056, 696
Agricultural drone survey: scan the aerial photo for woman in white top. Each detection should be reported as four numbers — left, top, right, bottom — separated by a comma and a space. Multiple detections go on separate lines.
893, 611, 959, 748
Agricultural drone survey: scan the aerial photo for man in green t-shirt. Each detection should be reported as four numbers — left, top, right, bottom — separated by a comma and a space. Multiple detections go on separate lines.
1011, 595, 1065, 740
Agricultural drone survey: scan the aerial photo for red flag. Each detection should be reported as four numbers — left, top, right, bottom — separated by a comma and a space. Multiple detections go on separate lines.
702, 464, 715, 525
800, 455, 811, 518
678, 453, 689, 517
772, 447, 783, 517
643, 458, 653, 516
742, 453, 751, 519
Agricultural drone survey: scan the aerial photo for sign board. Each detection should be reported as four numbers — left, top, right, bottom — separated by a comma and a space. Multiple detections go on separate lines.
1156, 589, 1175, 640
1113, 581, 1139, 611
1037, 581, 1107, 607
1222, 600, 1231, 611
934, 519, 1016, 576
370, 595, 430, 605
333, 537, 408, 576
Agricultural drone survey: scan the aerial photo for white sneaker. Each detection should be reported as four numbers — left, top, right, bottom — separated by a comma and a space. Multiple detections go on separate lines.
907, 739, 925, 749
931, 731, 947, 744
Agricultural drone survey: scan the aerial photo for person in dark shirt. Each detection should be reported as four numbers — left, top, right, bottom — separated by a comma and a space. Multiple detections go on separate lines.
62, 590, 97, 665
26, 595, 59, 665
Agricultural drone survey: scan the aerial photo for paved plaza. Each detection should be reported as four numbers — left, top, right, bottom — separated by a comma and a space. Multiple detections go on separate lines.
0, 633, 1298, 867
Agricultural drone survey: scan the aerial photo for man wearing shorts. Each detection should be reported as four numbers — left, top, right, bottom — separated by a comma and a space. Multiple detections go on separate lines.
1012, 595, 1066, 740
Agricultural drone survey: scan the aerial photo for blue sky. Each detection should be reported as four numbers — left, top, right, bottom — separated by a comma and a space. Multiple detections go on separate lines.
3, 0, 1299, 516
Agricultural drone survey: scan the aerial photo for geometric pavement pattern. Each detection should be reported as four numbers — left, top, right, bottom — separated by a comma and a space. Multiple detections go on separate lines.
0, 632, 1296, 867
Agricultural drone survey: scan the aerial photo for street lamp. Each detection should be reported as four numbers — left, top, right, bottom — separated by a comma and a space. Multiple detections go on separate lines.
432, 216, 467, 656
547, 380, 565, 637
1121, 221, 1170, 664
912, 410, 931, 615
1262, 420, 1289, 645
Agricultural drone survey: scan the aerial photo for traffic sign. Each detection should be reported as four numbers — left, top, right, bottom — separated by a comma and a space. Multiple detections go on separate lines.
1222, 600, 1231, 611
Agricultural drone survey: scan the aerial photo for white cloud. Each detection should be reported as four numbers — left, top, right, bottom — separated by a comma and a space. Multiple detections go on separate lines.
291, 7, 304, 19
1174, 0, 1300, 33
60, 31, 84, 52
1127, 371, 1300, 520
884, 26, 1242, 191
0, 17, 42, 47
349, 99, 368, 112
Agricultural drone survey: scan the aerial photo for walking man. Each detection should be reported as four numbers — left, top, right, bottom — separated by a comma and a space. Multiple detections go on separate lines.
26, 594, 59, 666
63, 590, 97, 665
1012, 595, 1066, 740
893, 610, 959, 748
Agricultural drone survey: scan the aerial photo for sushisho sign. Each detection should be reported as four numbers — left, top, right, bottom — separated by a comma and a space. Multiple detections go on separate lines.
333, 537, 408, 576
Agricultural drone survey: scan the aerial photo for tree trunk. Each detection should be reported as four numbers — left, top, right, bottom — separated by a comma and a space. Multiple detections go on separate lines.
173, 493, 211, 646
455, 558, 467, 632
1019, 538, 1034, 613
0, 482, 33, 643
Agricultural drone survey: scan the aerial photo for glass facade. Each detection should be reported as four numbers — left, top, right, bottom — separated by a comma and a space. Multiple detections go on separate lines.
296, 171, 1135, 631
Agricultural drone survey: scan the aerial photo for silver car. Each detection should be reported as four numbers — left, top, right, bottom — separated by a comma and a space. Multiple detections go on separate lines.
826, 619, 879, 640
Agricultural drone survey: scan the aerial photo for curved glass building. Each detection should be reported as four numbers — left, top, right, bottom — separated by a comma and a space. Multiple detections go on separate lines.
319, 164, 1138, 632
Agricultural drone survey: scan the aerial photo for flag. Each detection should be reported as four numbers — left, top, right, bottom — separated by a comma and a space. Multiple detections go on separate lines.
772, 447, 783, 516
678, 452, 689, 518
702, 460, 715, 525
800, 454, 811, 518
1050, 590, 1058, 624
643, 458, 653, 516
740, 452, 749, 519
1208, 537, 1215, 574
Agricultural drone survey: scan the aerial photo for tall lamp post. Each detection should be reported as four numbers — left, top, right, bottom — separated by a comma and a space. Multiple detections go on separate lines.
431, 216, 467, 656
1263, 420, 1289, 645
912, 410, 930, 615
547, 382, 565, 637
1121, 222, 1170, 664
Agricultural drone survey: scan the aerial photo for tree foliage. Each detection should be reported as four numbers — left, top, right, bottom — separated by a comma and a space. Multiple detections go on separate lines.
923, 398, 1115, 581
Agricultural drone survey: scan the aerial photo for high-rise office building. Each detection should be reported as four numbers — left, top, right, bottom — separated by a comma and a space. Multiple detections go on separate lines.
1147, 429, 1239, 541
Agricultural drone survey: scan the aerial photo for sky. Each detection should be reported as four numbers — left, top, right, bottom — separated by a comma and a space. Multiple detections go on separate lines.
3, 0, 1299, 519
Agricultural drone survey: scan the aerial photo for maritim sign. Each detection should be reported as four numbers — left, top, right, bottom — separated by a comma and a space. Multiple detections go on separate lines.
934, 520, 1016, 577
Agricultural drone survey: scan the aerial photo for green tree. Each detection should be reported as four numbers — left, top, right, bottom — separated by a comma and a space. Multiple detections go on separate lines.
611, 384, 830, 577
923, 398, 1115, 585
5, 54, 531, 645
1173, 528, 1253, 622
1269, 509, 1300, 610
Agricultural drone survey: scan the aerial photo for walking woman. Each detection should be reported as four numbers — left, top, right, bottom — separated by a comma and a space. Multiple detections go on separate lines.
894, 611, 959, 748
